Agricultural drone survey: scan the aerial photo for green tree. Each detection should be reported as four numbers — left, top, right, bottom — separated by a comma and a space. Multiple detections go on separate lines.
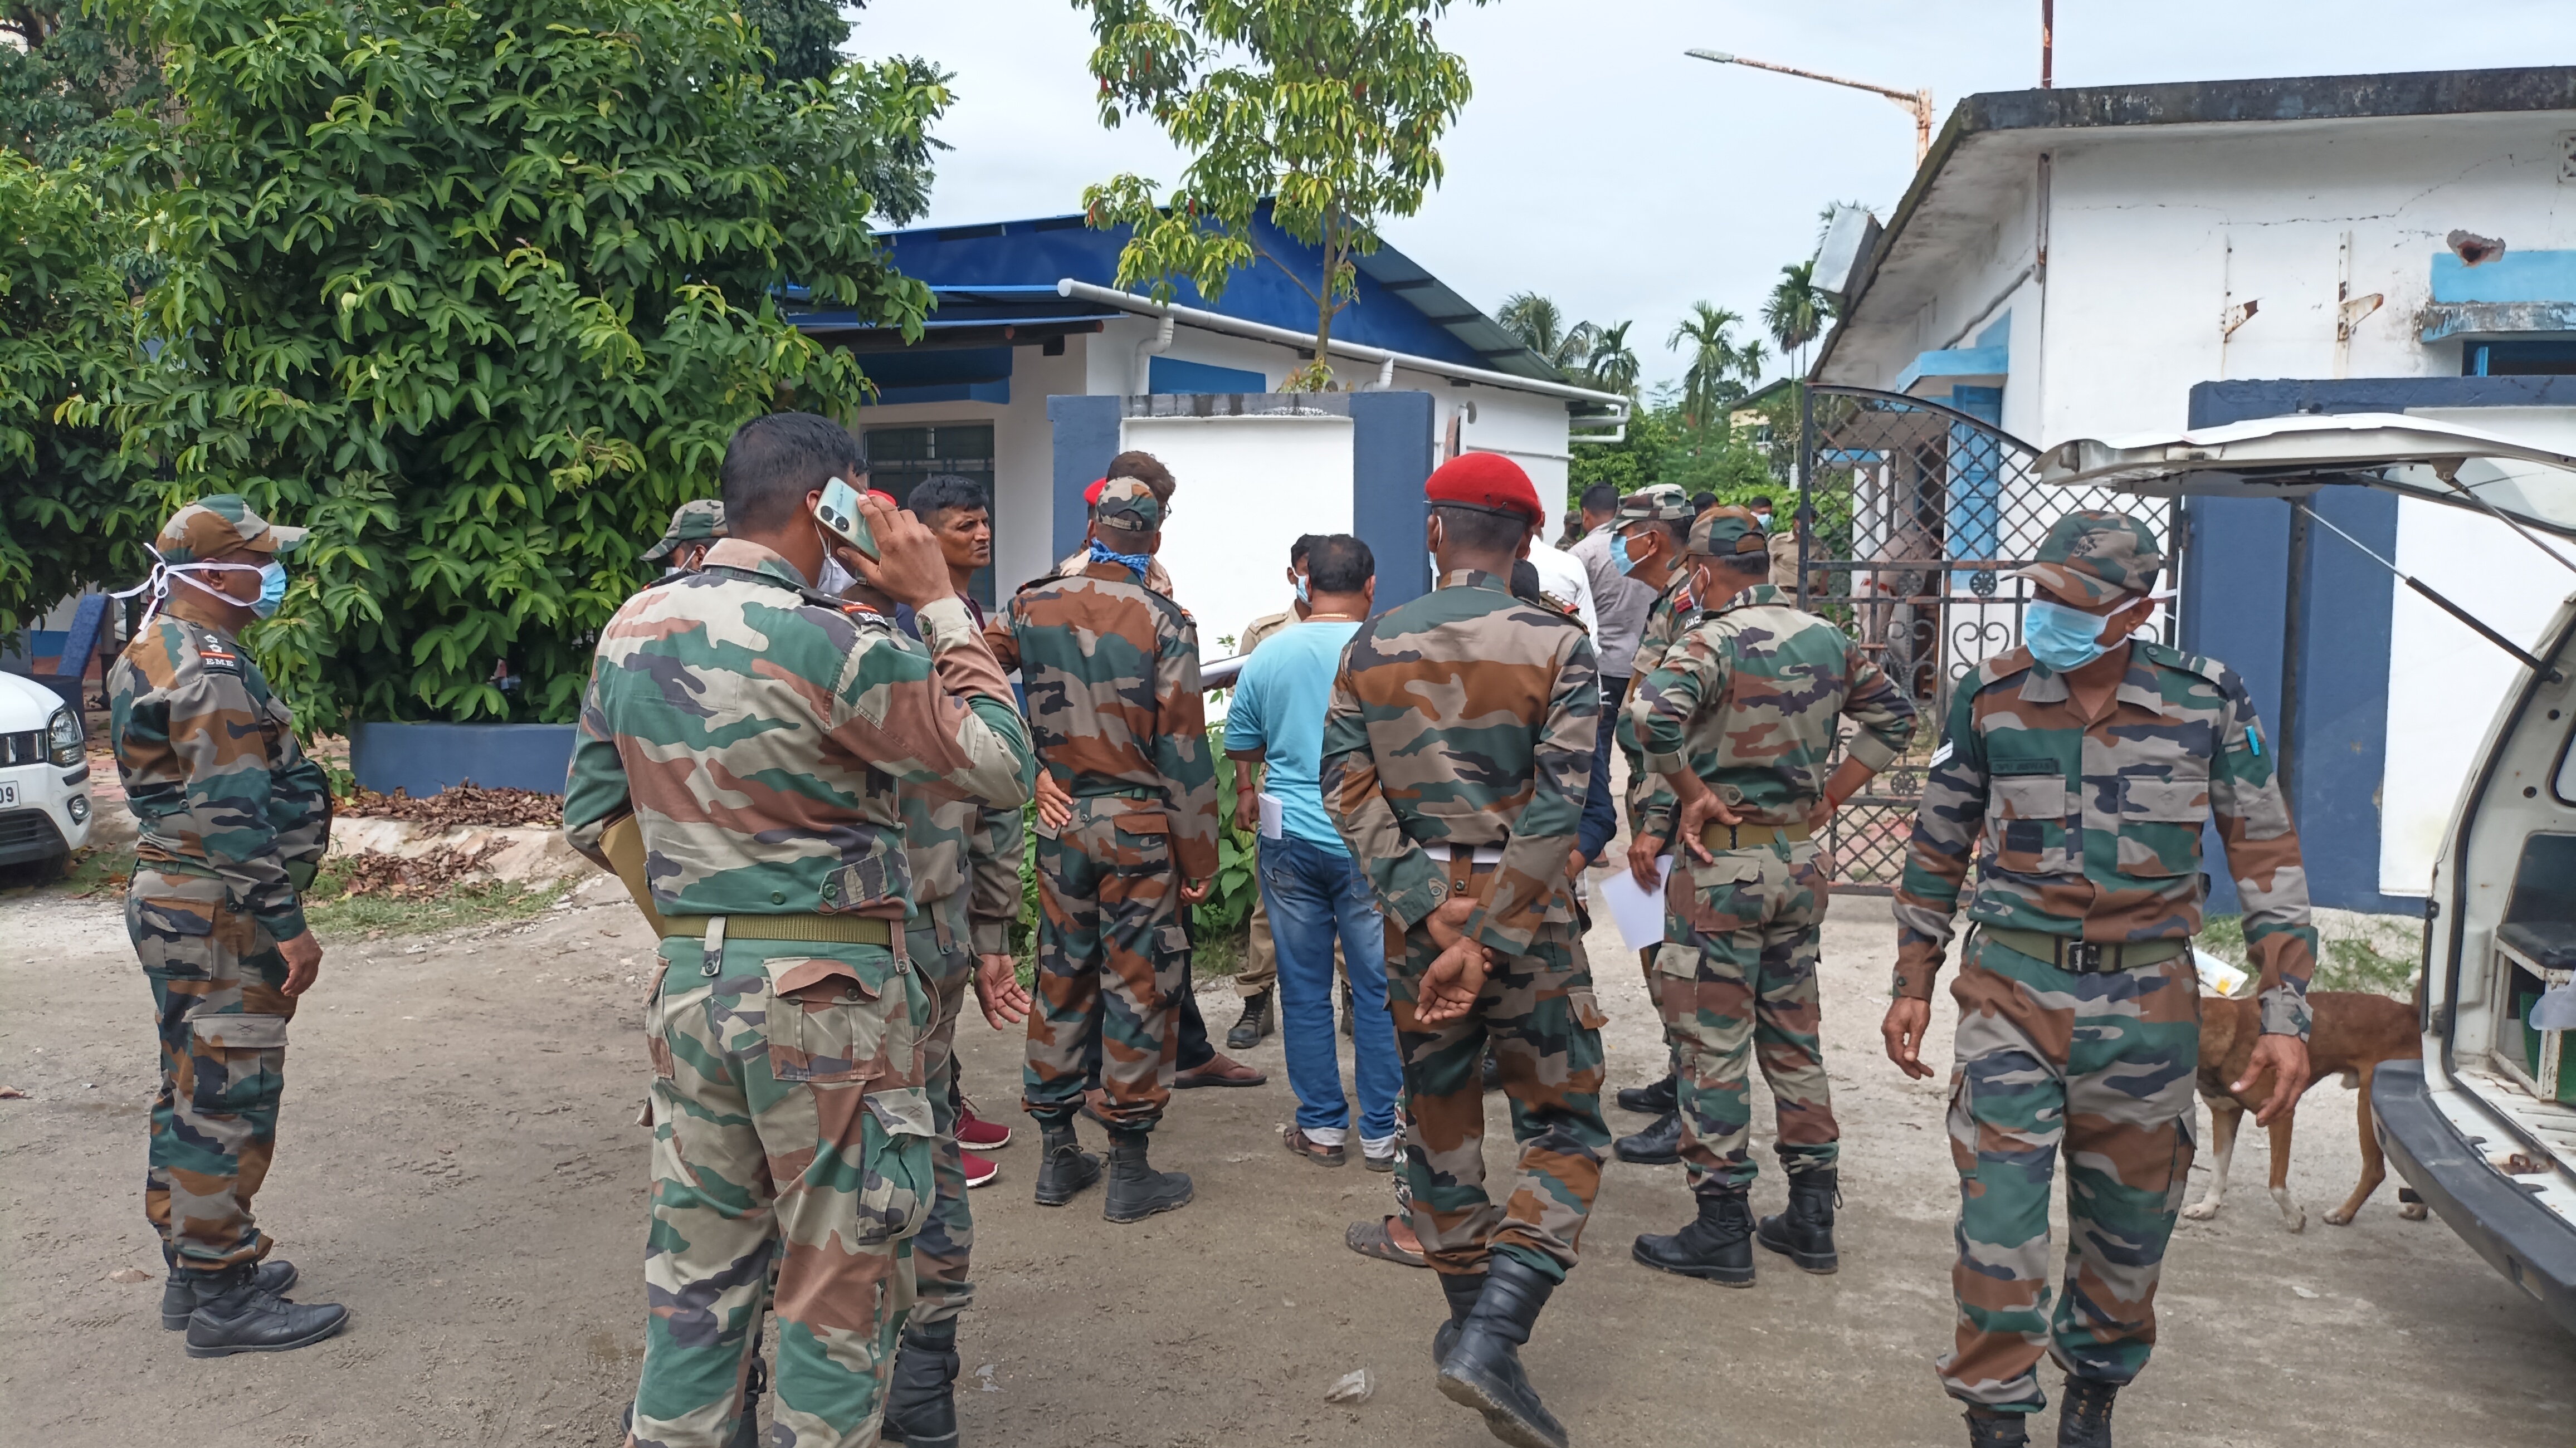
96, 0, 951, 732
1763, 258, 1830, 376
733, 0, 949, 226
1, 3, 167, 167
1499, 290, 1591, 373
1666, 301, 1764, 430
1581, 319, 1639, 396
1075, 0, 1487, 391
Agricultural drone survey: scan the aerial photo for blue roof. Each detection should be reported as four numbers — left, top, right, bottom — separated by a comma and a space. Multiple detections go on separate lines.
850, 204, 1563, 384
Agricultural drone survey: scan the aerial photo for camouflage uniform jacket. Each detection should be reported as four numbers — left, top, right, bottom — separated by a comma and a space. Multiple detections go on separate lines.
900, 785, 1024, 954
1056, 543, 1173, 600
1613, 569, 1700, 835
986, 561, 1219, 881
108, 593, 331, 941
563, 537, 1035, 917
1628, 584, 1917, 835
1319, 569, 1600, 956
1892, 640, 2319, 1036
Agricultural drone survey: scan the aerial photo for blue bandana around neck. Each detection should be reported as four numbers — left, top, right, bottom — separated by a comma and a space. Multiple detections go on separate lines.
1089, 537, 1153, 580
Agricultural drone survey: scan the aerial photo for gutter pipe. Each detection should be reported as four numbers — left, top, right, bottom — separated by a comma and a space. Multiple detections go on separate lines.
1132, 314, 1175, 397
1056, 278, 1629, 442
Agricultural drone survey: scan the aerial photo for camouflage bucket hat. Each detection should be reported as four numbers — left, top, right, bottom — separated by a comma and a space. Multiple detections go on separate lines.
155, 495, 309, 566
1614, 484, 1694, 526
1688, 505, 1768, 558
642, 499, 727, 561
1093, 477, 1163, 535
2016, 509, 2165, 604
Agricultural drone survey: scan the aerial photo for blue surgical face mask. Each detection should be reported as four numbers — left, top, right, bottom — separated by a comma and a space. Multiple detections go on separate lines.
1608, 531, 1637, 576
1293, 573, 1311, 605
2024, 598, 2114, 672
251, 561, 287, 619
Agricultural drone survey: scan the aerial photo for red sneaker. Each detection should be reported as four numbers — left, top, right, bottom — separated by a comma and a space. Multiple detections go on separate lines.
957, 1104, 1012, 1149
962, 1148, 999, 1189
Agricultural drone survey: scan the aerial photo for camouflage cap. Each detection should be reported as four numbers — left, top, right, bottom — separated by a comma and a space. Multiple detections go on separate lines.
155, 495, 308, 566
1687, 505, 1768, 559
1614, 484, 1694, 526
641, 499, 727, 561
2016, 508, 2165, 604
1092, 476, 1163, 535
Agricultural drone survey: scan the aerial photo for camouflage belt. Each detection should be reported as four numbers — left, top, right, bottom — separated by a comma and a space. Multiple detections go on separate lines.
1980, 926, 2187, 974
663, 913, 895, 946
1697, 821, 1812, 850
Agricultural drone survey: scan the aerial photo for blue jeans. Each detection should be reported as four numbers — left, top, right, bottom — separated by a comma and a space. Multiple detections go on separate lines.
1257, 831, 1401, 1141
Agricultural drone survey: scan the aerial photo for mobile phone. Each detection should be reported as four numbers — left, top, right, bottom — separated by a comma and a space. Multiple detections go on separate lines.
814, 477, 880, 563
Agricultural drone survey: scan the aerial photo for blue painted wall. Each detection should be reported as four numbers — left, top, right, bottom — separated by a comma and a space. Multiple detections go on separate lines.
1047, 395, 1124, 565
1150, 357, 1268, 394
350, 722, 577, 797
2431, 249, 2576, 304
1350, 393, 1438, 612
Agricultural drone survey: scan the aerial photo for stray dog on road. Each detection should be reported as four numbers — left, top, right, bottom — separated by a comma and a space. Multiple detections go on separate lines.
2185, 989, 2429, 1231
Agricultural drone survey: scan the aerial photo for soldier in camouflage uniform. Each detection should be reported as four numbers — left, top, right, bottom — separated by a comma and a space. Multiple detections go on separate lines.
1321, 452, 1604, 1448
108, 496, 351, 1358
1052, 452, 1176, 598
565, 414, 1033, 1448
1623, 506, 1916, 1286
1882, 510, 2316, 1448
642, 498, 727, 574
987, 477, 1216, 1224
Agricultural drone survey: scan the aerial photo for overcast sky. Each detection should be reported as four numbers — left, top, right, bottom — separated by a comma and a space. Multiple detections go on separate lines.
847, 1, 2576, 394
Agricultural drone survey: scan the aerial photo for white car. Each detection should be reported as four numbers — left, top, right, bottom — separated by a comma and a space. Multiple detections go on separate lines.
2044, 413, 2576, 1335
0, 670, 95, 872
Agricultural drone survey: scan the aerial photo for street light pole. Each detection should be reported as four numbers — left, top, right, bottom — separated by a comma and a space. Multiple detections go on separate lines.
1685, 47, 1934, 166
2041, 0, 2055, 87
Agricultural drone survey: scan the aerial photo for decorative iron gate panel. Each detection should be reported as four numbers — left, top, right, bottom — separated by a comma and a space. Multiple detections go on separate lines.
1793, 386, 2183, 894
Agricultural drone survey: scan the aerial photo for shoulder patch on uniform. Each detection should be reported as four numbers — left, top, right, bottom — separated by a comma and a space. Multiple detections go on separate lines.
2138, 639, 2226, 684
1929, 740, 1954, 769
1969, 645, 2035, 692
196, 632, 242, 675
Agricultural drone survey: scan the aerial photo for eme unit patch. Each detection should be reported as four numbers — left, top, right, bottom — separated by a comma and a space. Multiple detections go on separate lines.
197, 633, 241, 675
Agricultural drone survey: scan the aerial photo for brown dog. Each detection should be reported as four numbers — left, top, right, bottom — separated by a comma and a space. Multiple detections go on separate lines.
2185, 989, 2429, 1231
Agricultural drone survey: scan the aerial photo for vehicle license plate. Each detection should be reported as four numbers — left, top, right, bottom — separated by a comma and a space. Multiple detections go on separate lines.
0, 782, 17, 808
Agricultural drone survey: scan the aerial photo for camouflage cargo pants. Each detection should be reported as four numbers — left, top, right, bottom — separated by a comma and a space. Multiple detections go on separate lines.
1392, 912, 1610, 1284
1025, 800, 1185, 1131
1658, 840, 1838, 1193
908, 894, 977, 1330
1940, 931, 2200, 1414
128, 866, 294, 1276
632, 931, 936, 1448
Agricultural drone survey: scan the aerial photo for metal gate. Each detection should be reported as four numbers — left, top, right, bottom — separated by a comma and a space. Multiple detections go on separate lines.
1793, 385, 2182, 894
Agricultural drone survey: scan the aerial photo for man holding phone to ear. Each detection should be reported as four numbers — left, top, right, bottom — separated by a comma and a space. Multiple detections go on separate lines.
567, 412, 1034, 1448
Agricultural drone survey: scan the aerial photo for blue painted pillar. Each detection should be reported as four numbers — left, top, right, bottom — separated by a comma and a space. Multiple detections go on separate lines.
1047, 394, 1123, 562
1349, 392, 1437, 611
1946, 385, 2004, 588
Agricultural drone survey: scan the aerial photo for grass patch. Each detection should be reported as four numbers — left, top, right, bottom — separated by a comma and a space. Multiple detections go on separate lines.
1009, 923, 1251, 992
303, 854, 565, 939
2195, 912, 2415, 995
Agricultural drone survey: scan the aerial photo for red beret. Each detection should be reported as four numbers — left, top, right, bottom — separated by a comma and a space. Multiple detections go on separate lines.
1424, 452, 1544, 525
1084, 477, 1109, 507
867, 489, 898, 507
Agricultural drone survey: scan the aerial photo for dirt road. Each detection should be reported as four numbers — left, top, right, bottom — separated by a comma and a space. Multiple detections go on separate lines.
1, 869, 2567, 1447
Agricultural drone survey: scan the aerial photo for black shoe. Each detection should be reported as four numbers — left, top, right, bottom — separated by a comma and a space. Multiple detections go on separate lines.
1436, 1255, 1568, 1448
182, 1264, 349, 1358
1481, 1052, 1502, 1094
1616, 1074, 1677, 1116
1341, 982, 1355, 1038
162, 1258, 298, 1330
1032, 1120, 1101, 1207
1966, 1408, 2033, 1447
1613, 1111, 1682, 1165
1431, 1269, 1483, 1366
2056, 1376, 2117, 1448
1226, 989, 1274, 1050
881, 1325, 960, 1447
1102, 1129, 1194, 1223
1756, 1167, 1841, 1274
733, 1357, 767, 1448
1632, 1188, 1756, 1286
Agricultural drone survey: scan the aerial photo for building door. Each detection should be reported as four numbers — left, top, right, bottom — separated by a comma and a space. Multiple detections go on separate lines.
862, 423, 999, 609
1794, 385, 2182, 894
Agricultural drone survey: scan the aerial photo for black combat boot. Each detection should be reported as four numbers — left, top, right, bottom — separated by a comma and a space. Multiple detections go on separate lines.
162, 1258, 299, 1330
1631, 1188, 1755, 1286
1615, 1074, 1677, 1116
1431, 1269, 1484, 1366
881, 1321, 961, 1447
1435, 1255, 1568, 1448
1226, 989, 1273, 1050
182, 1263, 349, 1358
1612, 1110, 1683, 1165
1965, 1407, 2032, 1447
2056, 1376, 2118, 1448
732, 1356, 768, 1448
1102, 1128, 1193, 1223
1032, 1119, 1101, 1207
1481, 1051, 1502, 1093
1755, 1167, 1841, 1274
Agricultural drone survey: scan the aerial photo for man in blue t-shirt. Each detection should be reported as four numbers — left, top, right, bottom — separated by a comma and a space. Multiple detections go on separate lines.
1223, 534, 1402, 1171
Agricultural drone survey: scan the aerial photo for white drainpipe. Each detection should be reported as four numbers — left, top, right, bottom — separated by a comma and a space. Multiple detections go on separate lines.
1133, 314, 1174, 396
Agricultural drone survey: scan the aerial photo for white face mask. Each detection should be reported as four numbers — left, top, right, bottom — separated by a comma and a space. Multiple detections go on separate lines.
817, 556, 856, 596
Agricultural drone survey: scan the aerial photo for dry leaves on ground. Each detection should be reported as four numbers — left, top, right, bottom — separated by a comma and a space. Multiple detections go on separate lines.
339, 784, 563, 828
335, 843, 509, 899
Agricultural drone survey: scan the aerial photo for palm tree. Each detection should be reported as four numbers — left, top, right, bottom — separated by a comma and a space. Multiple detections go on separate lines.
1581, 320, 1640, 396
1764, 259, 1831, 378
1666, 302, 1764, 429
1498, 291, 1595, 374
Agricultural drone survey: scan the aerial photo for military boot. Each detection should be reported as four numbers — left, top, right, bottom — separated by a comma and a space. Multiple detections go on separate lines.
1032, 1119, 1101, 1207
1631, 1187, 1756, 1286
182, 1263, 349, 1358
1431, 1269, 1484, 1366
1755, 1167, 1841, 1274
1102, 1128, 1193, 1223
1435, 1255, 1568, 1448
1965, 1407, 2032, 1448
1615, 1073, 1677, 1116
881, 1322, 962, 1447
162, 1258, 299, 1330
1612, 1110, 1683, 1165
2056, 1376, 2118, 1448
1226, 989, 1274, 1050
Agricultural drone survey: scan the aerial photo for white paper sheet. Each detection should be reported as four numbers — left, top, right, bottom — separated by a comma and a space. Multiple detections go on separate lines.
1599, 855, 1672, 953
1257, 791, 1285, 840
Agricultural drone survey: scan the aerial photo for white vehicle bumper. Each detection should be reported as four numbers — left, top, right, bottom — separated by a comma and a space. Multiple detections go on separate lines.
0, 756, 94, 865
